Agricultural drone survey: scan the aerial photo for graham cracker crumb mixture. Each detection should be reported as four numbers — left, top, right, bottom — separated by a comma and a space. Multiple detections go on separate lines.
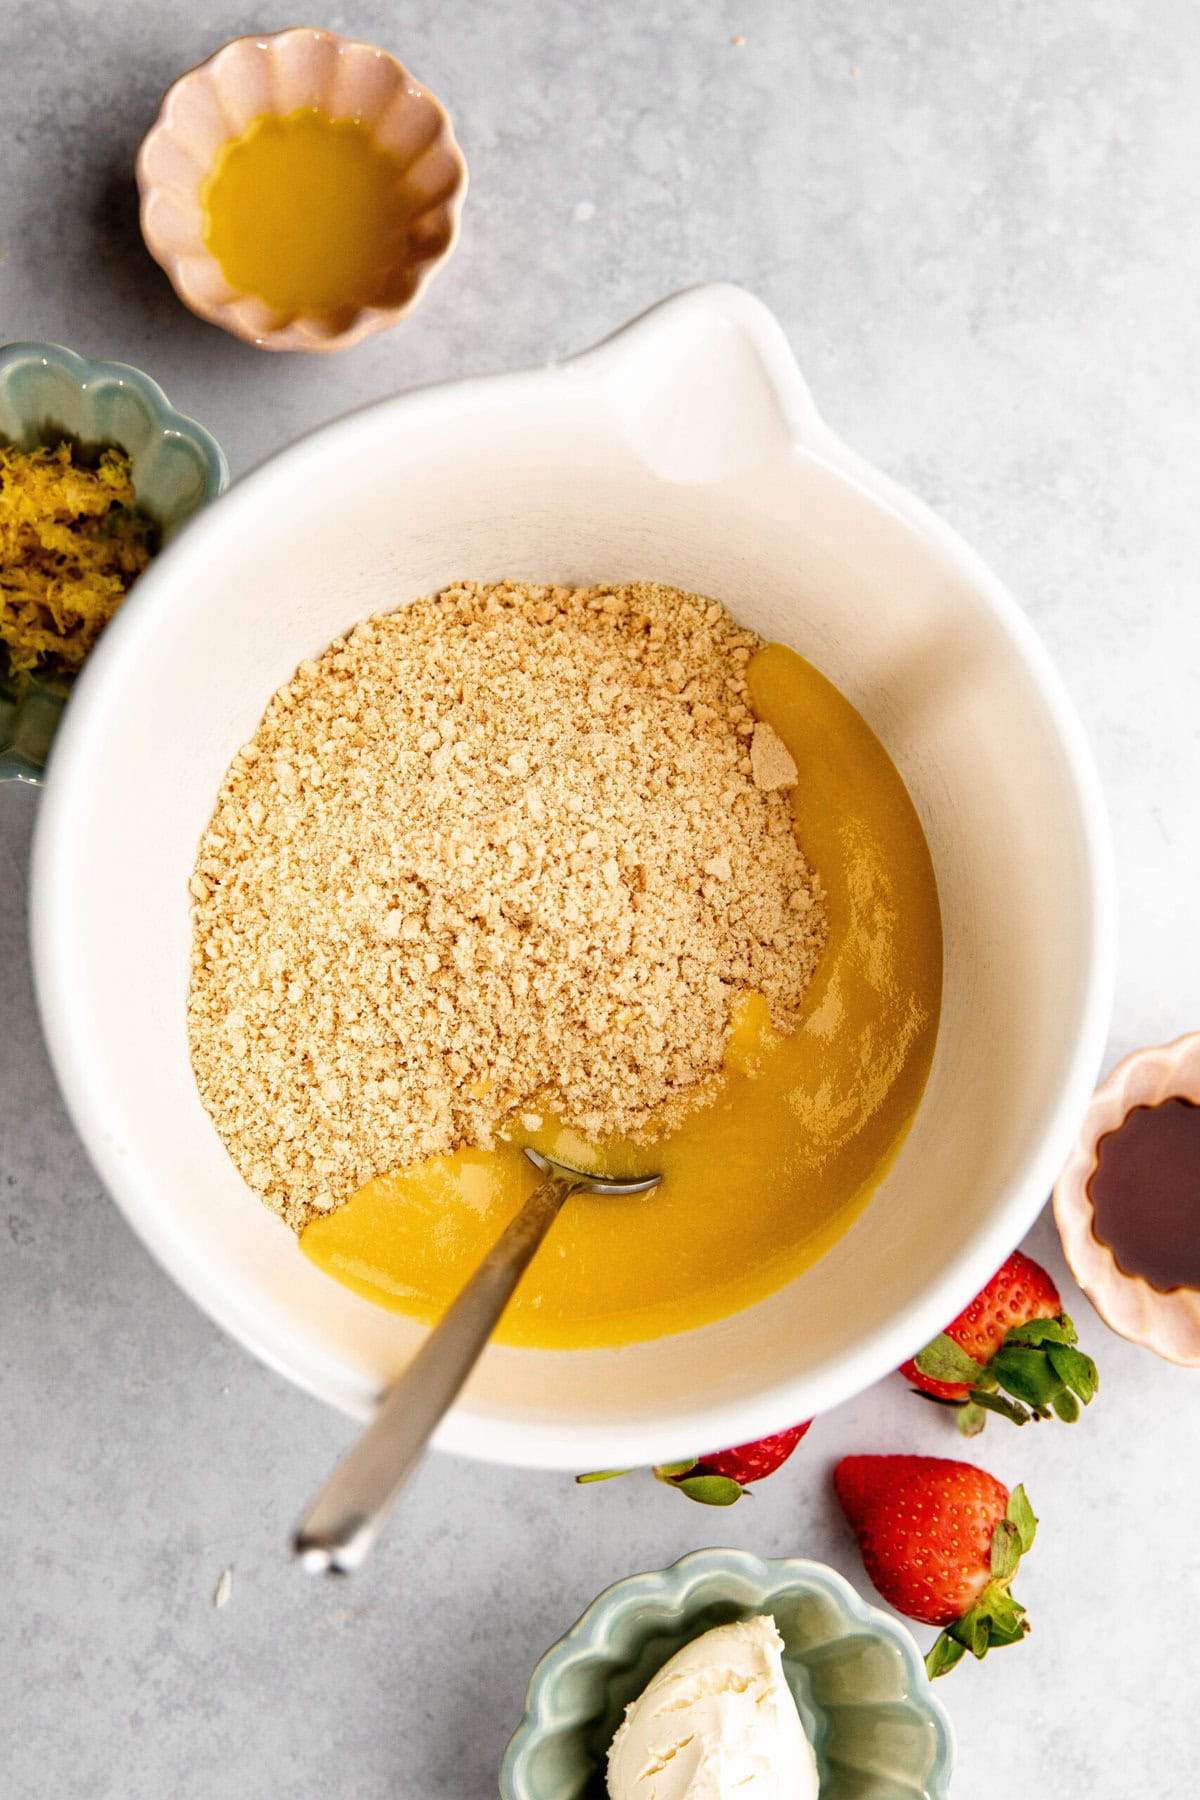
188, 582, 826, 1229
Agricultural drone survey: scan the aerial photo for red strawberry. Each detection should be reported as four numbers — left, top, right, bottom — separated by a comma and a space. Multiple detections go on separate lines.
672, 1420, 814, 1503
577, 1420, 812, 1506
835, 1454, 1037, 1678
900, 1250, 1098, 1434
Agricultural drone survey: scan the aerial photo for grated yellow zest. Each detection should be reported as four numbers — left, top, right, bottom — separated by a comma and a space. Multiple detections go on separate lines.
0, 442, 155, 676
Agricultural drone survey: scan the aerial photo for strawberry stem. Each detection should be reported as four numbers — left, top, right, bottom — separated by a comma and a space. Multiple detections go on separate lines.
925, 1632, 967, 1678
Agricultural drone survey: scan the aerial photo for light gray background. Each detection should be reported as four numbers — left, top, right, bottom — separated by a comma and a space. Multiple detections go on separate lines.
3, 3, 1199, 1795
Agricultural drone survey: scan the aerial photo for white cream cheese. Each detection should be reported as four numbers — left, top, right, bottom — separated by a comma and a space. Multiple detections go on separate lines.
606, 1614, 819, 1799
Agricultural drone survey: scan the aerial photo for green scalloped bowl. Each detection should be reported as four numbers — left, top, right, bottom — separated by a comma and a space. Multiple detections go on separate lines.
500, 1550, 954, 1800
0, 341, 227, 783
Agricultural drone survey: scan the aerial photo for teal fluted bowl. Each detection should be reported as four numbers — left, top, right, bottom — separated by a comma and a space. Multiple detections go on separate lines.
500, 1550, 954, 1800
0, 341, 227, 783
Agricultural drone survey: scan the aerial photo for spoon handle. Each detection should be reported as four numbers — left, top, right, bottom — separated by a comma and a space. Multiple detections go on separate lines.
293, 1167, 577, 1574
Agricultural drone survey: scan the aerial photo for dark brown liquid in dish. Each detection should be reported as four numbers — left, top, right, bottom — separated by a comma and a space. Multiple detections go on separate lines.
1088, 1098, 1200, 1292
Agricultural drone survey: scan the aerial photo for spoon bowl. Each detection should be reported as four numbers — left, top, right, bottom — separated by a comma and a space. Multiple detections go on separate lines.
523, 1146, 663, 1198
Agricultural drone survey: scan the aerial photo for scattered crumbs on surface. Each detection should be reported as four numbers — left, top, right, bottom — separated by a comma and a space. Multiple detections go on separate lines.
573, 199, 596, 223
731, 34, 745, 46
213, 1567, 233, 1610
325, 1604, 381, 1629
189, 581, 826, 1229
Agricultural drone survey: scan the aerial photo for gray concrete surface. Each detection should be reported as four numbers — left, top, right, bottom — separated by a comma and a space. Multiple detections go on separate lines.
4, 3, 1200, 1794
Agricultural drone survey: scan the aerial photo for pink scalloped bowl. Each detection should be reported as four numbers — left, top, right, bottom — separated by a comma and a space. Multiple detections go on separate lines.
1054, 1033, 1200, 1364
136, 28, 467, 352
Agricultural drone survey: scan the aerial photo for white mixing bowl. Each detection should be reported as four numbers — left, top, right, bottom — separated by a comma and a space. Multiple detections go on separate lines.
30, 286, 1115, 1469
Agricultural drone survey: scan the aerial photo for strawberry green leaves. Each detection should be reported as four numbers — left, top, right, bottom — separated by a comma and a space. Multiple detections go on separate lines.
989, 1517, 1023, 1583
1005, 1482, 1038, 1552
1045, 1343, 1099, 1405
913, 1313, 1098, 1435
575, 1462, 749, 1504
666, 1474, 746, 1506
924, 1632, 969, 1678
911, 1335, 982, 1386
925, 1591, 1028, 1676
924, 1485, 1038, 1680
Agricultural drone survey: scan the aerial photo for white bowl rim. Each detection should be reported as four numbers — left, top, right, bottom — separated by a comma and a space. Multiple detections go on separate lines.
29, 285, 1117, 1467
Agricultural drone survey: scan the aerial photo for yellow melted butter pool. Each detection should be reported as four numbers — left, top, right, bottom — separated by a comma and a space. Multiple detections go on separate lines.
301, 644, 943, 1347
201, 108, 414, 318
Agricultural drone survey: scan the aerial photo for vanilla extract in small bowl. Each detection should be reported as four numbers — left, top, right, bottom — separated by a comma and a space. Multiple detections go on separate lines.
1089, 1098, 1200, 1292
1055, 1033, 1200, 1365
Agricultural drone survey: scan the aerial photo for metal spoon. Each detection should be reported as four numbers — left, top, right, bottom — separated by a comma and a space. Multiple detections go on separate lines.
293, 1146, 661, 1573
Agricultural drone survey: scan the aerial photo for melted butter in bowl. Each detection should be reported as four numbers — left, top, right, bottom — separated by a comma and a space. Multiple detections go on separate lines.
137, 29, 466, 351
301, 644, 943, 1348
202, 108, 426, 326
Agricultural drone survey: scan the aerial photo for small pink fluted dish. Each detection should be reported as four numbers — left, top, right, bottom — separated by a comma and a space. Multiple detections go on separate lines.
1054, 1033, 1200, 1364
136, 28, 467, 352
